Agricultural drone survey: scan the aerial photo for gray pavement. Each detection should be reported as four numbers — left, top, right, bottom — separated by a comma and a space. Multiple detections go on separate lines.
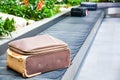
75, 17, 120, 80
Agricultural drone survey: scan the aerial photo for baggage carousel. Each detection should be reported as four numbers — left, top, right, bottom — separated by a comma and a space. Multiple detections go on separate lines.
0, 8, 105, 80
1, 2, 120, 79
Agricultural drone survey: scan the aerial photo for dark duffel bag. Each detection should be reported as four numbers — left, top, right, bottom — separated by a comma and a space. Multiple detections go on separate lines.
71, 7, 88, 17
80, 2, 97, 10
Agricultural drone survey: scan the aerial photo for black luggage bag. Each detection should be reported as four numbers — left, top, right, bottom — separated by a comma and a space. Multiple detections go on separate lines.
71, 7, 88, 17
80, 2, 97, 11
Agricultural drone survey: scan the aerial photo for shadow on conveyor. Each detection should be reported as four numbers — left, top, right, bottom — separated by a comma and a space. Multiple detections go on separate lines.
0, 9, 105, 80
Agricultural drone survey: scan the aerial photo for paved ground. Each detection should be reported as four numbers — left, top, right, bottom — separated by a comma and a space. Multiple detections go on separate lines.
75, 17, 120, 80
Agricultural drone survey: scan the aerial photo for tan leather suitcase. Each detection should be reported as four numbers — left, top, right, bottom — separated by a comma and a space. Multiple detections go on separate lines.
6, 34, 71, 78
6, 48, 70, 78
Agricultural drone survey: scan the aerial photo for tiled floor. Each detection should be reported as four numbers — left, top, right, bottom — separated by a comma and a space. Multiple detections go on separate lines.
75, 17, 120, 80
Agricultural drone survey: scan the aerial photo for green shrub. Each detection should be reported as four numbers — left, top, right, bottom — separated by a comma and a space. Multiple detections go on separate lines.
0, 0, 60, 21
0, 18, 15, 37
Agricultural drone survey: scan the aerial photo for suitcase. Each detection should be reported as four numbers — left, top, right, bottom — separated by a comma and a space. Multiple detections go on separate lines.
80, 2, 97, 11
6, 34, 71, 78
71, 7, 88, 17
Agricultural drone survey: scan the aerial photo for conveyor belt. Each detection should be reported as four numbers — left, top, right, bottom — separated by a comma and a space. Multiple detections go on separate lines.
0, 10, 104, 80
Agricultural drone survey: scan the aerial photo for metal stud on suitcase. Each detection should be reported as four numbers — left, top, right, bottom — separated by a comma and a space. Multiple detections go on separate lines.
6, 34, 71, 78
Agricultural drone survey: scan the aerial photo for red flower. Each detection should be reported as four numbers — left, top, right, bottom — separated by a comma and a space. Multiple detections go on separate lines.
24, 0, 28, 6
36, 0, 44, 11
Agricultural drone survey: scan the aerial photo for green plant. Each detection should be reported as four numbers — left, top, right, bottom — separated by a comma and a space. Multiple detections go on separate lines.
89, 0, 99, 2
55, 0, 86, 6
67, 0, 82, 6
0, 0, 60, 21
0, 18, 15, 37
